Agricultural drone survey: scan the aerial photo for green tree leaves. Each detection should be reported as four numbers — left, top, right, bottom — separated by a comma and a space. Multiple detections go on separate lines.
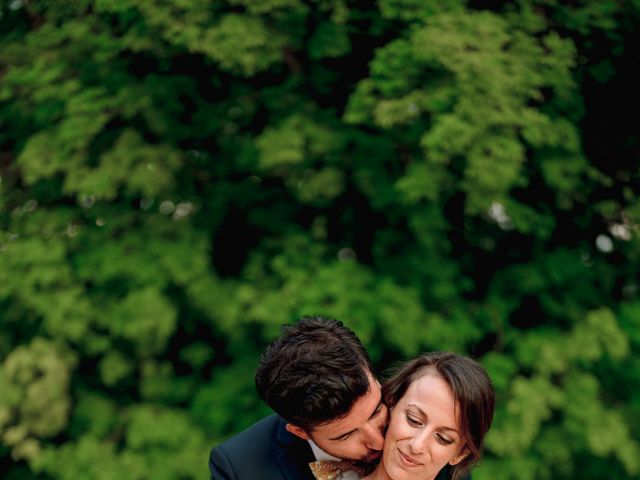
0, 339, 76, 461
1, 0, 638, 479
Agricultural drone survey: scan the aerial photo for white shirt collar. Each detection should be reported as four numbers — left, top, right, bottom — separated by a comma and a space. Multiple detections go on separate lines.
308, 439, 341, 461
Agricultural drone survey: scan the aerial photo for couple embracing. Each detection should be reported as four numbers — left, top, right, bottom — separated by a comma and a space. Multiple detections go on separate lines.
209, 316, 495, 480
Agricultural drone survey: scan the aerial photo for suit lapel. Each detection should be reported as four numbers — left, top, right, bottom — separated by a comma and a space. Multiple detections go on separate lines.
275, 417, 316, 480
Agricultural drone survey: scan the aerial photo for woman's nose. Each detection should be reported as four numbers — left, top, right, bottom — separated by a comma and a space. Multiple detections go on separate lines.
408, 430, 429, 454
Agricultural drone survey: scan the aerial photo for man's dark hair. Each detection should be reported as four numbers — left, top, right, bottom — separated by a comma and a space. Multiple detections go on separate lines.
255, 315, 374, 431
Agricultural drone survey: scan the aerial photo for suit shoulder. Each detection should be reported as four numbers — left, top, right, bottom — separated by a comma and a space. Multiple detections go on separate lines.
210, 415, 301, 479
213, 414, 281, 456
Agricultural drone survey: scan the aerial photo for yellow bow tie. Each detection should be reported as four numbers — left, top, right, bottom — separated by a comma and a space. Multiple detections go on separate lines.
308, 460, 367, 480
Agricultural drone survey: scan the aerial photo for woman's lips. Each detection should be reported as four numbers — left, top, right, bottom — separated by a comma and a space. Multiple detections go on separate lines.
398, 449, 422, 467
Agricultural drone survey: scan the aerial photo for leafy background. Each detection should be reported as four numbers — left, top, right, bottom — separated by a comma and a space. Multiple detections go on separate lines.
1, 1, 639, 479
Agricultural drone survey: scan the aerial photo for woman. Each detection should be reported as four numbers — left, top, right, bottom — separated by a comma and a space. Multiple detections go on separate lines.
363, 352, 495, 480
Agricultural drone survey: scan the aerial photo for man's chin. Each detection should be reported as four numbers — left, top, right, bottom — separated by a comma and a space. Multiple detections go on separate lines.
351, 452, 382, 475
360, 451, 382, 464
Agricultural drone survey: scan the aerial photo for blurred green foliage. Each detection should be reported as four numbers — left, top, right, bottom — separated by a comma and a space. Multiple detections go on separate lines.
1, 0, 639, 478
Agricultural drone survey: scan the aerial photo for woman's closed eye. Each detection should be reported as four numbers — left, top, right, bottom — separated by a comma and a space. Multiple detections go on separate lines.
436, 433, 454, 445
404, 411, 423, 428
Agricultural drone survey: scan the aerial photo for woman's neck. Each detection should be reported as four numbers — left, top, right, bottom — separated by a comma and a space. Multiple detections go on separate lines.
364, 461, 438, 480
364, 462, 392, 480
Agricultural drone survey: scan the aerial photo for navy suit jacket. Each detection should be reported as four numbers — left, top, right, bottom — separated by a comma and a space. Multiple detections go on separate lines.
209, 413, 464, 480
209, 414, 316, 480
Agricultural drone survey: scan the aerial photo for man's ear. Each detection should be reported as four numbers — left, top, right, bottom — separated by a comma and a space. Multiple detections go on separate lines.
285, 423, 310, 440
448, 446, 469, 466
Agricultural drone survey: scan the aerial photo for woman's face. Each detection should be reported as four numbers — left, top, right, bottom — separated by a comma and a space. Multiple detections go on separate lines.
380, 372, 468, 480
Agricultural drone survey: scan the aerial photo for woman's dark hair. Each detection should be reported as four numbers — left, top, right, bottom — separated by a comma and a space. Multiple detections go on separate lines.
382, 352, 495, 480
255, 316, 374, 431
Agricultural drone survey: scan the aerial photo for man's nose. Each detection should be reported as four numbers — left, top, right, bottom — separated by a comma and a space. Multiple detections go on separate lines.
363, 422, 385, 450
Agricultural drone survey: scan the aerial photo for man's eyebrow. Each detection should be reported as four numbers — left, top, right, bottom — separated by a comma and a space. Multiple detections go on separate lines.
406, 403, 460, 434
329, 428, 356, 441
368, 399, 383, 421
328, 400, 383, 441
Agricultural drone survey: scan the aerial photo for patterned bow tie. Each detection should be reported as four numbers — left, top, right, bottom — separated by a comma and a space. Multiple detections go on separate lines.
308, 460, 367, 480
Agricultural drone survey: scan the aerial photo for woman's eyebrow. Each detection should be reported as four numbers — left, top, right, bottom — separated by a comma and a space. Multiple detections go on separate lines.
406, 403, 427, 417
406, 403, 460, 434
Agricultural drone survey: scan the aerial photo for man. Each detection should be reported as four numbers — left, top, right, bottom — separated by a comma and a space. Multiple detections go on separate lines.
209, 316, 387, 480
